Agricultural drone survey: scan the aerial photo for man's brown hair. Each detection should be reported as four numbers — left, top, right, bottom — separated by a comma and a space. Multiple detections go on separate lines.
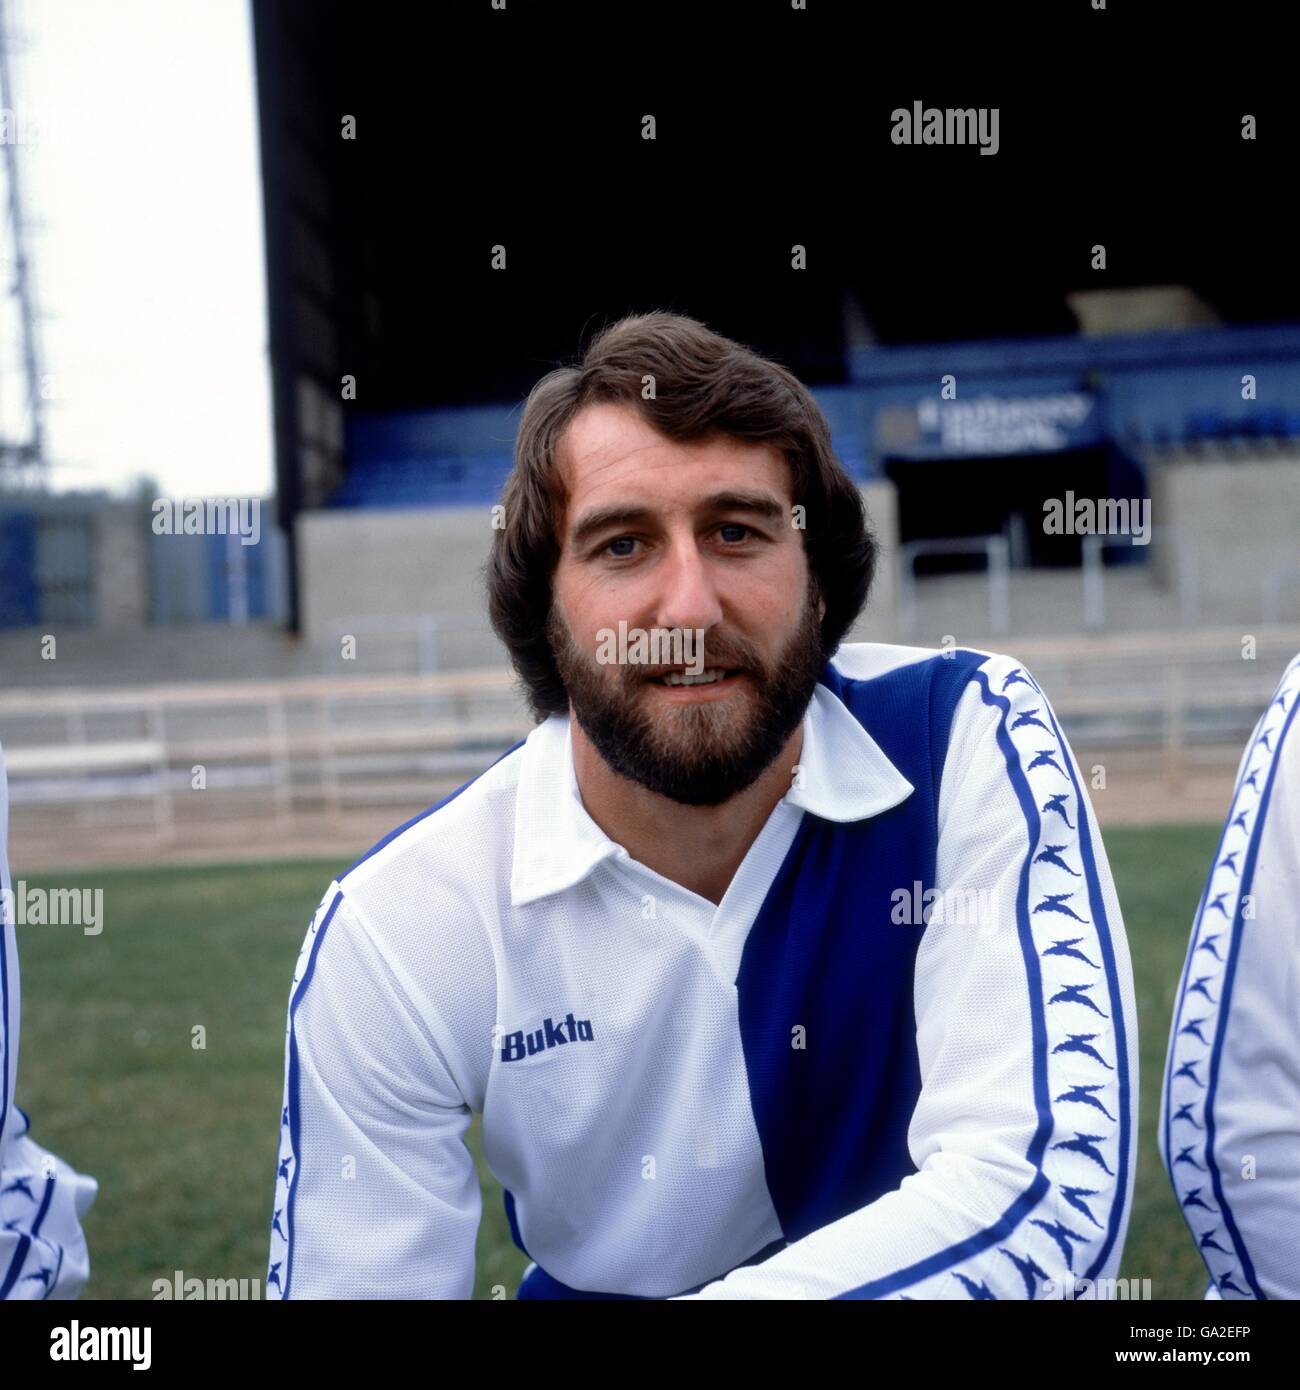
487, 310, 877, 721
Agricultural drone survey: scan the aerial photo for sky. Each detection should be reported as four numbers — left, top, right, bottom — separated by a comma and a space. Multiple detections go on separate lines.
5, 0, 273, 500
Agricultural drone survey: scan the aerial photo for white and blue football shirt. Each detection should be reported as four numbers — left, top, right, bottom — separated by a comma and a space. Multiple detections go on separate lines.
267, 642, 1139, 1299
0, 740, 98, 1300
1159, 651, 1300, 1301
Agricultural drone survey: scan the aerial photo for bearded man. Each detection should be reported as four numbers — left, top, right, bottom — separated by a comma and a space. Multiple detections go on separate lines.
267, 311, 1138, 1301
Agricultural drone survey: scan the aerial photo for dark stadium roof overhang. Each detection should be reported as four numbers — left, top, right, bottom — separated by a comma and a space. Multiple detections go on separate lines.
252, 1, 1298, 628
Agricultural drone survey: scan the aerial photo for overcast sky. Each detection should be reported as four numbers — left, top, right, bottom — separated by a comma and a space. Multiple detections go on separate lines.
8, 0, 273, 500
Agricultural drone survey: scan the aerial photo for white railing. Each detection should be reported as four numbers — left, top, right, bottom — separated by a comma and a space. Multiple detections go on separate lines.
897, 536, 1010, 636
322, 614, 490, 675
3, 628, 1297, 860
1262, 568, 1300, 626
0, 667, 533, 849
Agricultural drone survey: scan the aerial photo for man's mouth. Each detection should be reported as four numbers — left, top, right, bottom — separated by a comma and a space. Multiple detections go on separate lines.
651, 667, 738, 687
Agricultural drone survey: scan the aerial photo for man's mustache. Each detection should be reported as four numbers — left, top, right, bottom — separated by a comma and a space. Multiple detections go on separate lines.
629, 651, 756, 679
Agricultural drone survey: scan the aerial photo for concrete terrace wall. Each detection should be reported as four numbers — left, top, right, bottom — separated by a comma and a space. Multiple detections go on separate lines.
1147, 451, 1300, 612
297, 505, 501, 661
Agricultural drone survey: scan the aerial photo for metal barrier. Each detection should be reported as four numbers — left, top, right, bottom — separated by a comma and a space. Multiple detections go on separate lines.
323, 613, 492, 674
897, 536, 1010, 636
1080, 535, 1144, 629
0, 667, 532, 849
2, 627, 1298, 861
1262, 568, 1300, 626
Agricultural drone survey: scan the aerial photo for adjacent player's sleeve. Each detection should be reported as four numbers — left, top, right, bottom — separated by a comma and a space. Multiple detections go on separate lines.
267, 885, 482, 1299
0, 740, 99, 1300
1158, 652, 1300, 1300
676, 654, 1139, 1299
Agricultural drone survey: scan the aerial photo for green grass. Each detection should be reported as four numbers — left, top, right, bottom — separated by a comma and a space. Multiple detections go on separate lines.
13, 826, 1220, 1300
1105, 823, 1222, 1300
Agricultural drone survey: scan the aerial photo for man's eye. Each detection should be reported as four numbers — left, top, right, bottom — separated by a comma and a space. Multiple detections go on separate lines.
718, 524, 752, 543
604, 536, 638, 558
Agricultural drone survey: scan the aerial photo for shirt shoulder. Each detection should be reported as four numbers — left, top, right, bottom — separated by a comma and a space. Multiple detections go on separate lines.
829, 640, 1037, 691
337, 737, 526, 917
829, 641, 1046, 741
311, 741, 529, 1105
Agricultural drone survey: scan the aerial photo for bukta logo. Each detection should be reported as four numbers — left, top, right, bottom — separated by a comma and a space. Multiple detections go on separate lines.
500, 1012, 594, 1062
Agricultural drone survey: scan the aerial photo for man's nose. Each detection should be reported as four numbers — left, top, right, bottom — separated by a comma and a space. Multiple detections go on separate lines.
653, 538, 723, 636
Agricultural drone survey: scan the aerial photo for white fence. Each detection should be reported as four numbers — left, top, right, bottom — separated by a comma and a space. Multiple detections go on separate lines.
2, 626, 1297, 863
1, 667, 532, 855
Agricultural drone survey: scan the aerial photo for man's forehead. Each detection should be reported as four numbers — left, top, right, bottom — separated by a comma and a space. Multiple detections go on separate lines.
558, 403, 791, 501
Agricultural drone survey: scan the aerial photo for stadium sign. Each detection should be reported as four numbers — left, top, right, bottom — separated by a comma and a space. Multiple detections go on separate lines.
890, 391, 1103, 458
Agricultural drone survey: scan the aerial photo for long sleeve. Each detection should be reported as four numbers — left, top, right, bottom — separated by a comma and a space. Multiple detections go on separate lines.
1158, 652, 1300, 1300
0, 741, 98, 1300
267, 884, 482, 1299
676, 653, 1139, 1299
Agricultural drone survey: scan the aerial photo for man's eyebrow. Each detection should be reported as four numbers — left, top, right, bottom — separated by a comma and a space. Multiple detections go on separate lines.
699, 491, 786, 524
568, 492, 787, 550
568, 505, 656, 550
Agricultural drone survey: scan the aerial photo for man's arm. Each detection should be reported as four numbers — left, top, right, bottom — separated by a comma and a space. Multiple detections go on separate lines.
677, 653, 1138, 1299
1158, 652, 1300, 1300
268, 884, 482, 1299
0, 740, 99, 1300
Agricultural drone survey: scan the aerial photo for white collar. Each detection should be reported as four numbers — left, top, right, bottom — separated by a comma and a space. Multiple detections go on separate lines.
510, 680, 914, 908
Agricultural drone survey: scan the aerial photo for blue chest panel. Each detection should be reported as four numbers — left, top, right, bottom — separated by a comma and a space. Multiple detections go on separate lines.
734, 650, 984, 1243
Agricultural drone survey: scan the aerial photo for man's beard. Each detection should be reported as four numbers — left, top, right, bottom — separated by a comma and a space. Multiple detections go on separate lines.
547, 579, 827, 807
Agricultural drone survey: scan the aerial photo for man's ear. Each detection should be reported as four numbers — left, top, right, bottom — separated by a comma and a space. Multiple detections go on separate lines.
817, 594, 827, 622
